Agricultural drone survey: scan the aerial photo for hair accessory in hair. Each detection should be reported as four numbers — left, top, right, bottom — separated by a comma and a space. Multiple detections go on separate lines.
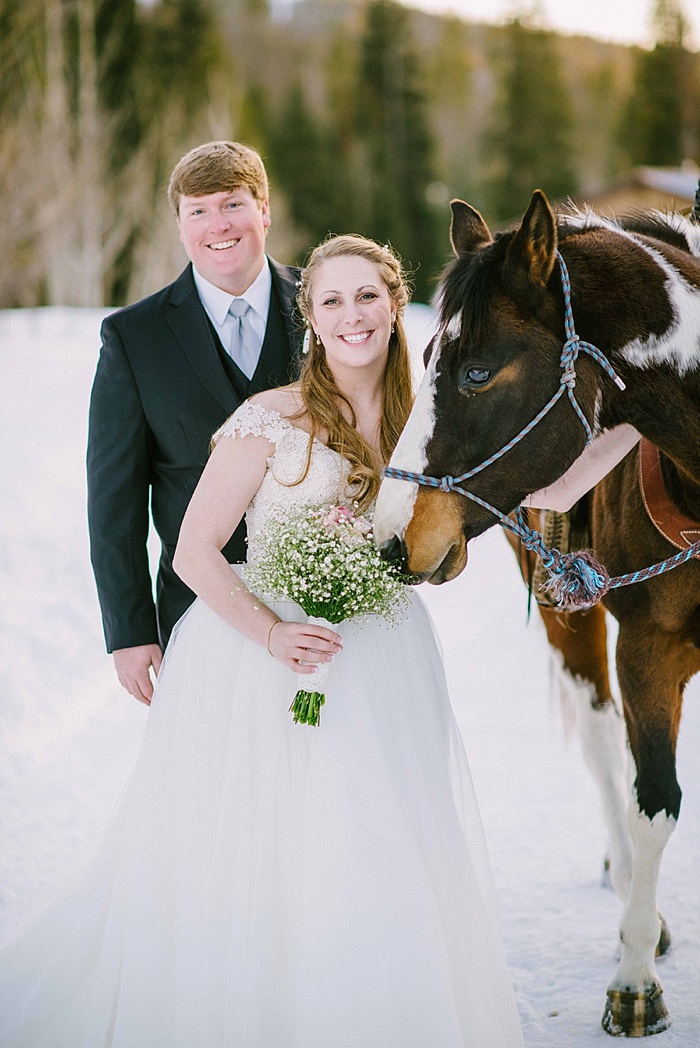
302, 328, 311, 355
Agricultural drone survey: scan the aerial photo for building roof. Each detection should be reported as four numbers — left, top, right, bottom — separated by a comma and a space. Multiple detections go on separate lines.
568, 163, 700, 218
633, 165, 700, 202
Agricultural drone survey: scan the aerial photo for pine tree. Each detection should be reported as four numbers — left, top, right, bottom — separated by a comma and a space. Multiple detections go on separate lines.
267, 82, 347, 252
94, 0, 141, 163
237, 82, 272, 154
620, 0, 693, 166
486, 17, 577, 223
354, 0, 442, 301
425, 15, 475, 202
141, 0, 227, 128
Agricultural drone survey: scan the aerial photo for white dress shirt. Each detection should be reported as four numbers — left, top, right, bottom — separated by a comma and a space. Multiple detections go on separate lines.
192, 260, 272, 366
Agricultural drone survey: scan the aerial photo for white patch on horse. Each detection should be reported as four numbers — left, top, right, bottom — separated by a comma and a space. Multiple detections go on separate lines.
551, 650, 632, 900
564, 210, 700, 376
445, 312, 461, 342
621, 265, 700, 376
616, 236, 700, 376
374, 349, 439, 545
608, 797, 676, 993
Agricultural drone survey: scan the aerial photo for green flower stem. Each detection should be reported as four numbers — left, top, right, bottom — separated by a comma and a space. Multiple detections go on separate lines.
290, 690, 326, 727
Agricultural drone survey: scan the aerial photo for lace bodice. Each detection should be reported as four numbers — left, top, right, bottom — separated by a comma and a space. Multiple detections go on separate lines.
213, 401, 354, 557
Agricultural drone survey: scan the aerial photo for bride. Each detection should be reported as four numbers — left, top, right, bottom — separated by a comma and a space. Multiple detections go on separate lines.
0, 235, 524, 1048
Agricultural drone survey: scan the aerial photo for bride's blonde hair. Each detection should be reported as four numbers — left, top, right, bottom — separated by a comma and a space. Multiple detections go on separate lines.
294, 234, 414, 512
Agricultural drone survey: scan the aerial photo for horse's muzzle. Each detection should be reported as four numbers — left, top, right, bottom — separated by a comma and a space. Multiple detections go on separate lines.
378, 533, 408, 572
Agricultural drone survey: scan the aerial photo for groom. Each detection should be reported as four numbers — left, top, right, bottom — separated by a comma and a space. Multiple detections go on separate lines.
87, 141, 302, 704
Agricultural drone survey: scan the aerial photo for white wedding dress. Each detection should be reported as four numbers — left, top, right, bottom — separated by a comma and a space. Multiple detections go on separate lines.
0, 403, 524, 1048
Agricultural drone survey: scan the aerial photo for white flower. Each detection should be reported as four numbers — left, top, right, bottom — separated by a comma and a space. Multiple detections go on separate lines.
246, 503, 409, 626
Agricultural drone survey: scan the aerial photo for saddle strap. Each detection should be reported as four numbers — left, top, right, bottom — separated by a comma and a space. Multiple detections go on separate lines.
638, 437, 700, 559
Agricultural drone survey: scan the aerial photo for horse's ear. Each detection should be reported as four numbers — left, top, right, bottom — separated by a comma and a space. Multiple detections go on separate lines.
450, 200, 492, 257
507, 190, 557, 286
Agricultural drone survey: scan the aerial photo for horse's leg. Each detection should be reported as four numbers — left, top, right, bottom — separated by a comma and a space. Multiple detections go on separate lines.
507, 528, 633, 897
602, 623, 685, 1038
540, 604, 632, 900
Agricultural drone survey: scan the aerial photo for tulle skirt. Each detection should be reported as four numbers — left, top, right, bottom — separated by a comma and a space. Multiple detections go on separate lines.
0, 574, 523, 1048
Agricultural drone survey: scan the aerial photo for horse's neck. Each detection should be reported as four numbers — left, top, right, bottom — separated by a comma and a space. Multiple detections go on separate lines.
590, 226, 700, 493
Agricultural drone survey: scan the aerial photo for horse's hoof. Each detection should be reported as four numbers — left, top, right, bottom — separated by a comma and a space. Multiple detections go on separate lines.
655, 915, 671, 958
602, 986, 671, 1037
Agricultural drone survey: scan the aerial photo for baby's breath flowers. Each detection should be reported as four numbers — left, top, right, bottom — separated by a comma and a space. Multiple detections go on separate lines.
247, 504, 411, 726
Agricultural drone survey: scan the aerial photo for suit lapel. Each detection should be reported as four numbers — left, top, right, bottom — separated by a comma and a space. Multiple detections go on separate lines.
269, 258, 303, 369
165, 266, 240, 414
165, 261, 301, 411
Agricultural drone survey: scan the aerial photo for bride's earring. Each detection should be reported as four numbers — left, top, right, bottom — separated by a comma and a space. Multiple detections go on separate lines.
315, 332, 321, 345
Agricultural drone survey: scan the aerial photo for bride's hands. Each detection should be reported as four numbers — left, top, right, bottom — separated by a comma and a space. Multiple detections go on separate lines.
267, 620, 342, 673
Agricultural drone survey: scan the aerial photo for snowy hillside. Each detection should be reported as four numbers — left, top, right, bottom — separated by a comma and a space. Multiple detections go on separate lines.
0, 307, 698, 1045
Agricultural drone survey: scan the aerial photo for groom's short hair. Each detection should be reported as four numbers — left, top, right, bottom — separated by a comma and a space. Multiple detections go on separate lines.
168, 141, 269, 213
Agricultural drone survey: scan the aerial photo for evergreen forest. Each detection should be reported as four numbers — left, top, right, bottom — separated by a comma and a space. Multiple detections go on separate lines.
1, 0, 698, 307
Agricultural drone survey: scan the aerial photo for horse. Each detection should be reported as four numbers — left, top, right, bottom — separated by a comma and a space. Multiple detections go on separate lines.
373, 190, 700, 1037
506, 507, 634, 895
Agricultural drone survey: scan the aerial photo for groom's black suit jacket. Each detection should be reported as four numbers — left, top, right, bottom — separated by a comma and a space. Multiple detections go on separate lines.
87, 259, 302, 653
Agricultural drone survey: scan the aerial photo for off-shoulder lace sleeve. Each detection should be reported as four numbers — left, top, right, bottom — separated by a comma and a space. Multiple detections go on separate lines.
212, 401, 293, 447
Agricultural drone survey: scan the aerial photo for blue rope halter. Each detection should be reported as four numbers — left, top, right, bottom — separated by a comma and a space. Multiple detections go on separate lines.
382, 251, 700, 606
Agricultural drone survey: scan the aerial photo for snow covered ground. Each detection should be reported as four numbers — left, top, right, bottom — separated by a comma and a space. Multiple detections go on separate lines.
0, 306, 698, 1045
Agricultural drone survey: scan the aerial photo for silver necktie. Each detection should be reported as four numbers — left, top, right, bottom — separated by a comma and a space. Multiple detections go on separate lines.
228, 299, 259, 380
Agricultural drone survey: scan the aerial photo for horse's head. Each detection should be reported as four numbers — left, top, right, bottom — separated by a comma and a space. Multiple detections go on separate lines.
375, 190, 605, 583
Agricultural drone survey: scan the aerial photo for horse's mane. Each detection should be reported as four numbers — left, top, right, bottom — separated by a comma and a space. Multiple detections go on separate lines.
439, 206, 694, 343
438, 232, 515, 343
556, 204, 692, 252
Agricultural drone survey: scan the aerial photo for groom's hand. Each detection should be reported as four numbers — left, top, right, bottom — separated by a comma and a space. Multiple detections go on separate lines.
113, 644, 163, 705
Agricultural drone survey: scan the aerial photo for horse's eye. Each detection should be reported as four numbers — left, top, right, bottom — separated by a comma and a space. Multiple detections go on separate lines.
464, 366, 492, 387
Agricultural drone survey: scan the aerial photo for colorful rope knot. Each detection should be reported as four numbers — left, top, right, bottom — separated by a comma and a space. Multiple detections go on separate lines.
513, 507, 610, 606
514, 513, 551, 561
560, 339, 579, 388
544, 549, 612, 608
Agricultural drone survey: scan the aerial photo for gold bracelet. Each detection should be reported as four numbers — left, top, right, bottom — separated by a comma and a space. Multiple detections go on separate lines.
266, 619, 281, 656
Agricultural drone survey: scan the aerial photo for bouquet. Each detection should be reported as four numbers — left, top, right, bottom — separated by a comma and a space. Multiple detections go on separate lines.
247, 504, 411, 726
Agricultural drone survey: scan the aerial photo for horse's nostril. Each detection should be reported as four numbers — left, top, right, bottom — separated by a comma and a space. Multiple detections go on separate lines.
379, 534, 407, 568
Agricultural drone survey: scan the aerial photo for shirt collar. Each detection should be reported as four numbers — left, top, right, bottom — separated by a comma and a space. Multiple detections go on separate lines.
192, 258, 272, 327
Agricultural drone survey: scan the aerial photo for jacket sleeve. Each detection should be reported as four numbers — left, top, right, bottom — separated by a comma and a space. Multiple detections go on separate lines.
87, 315, 159, 652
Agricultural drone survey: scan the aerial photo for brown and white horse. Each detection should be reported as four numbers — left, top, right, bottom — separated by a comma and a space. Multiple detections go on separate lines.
374, 191, 700, 1037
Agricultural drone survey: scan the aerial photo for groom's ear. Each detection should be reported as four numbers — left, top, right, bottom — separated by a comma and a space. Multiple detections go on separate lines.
261, 199, 271, 231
